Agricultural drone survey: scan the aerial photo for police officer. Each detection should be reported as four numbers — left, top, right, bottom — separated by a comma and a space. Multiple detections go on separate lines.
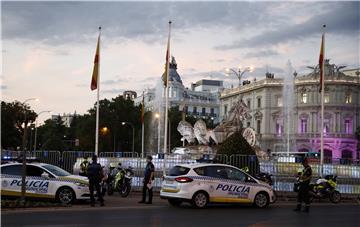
87, 154, 104, 207
139, 155, 155, 204
294, 158, 312, 213
79, 156, 89, 177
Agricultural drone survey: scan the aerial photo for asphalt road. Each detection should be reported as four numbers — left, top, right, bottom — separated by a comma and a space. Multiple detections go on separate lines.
2, 196, 360, 227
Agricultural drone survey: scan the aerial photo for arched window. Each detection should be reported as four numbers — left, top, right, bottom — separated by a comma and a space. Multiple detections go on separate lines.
275, 119, 284, 136
324, 149, 332, 164
301, 93, 308, 104
341, 150, 353, 164
345, 119, 352, 134
342, 150, 352, 159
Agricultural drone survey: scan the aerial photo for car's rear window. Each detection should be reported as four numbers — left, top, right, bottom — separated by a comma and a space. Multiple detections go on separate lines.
169, 166, 190, 176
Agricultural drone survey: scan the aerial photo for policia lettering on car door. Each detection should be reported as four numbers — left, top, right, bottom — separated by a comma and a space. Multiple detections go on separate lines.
196, 165, 252, 202
1, 164, 53, 197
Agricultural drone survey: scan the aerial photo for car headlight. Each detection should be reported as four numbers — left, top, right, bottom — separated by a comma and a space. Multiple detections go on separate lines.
75, 182, 88, 187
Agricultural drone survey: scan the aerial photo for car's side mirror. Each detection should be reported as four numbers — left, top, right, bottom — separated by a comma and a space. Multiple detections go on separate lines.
41, 172, 50, 179
246, 176, 255, 183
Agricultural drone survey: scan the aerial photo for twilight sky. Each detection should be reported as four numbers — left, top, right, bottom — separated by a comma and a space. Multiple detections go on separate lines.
1, 1, 359, 122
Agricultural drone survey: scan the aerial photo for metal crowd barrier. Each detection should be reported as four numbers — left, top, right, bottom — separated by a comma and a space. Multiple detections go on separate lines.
62, 151, 94, 173
2, 150, 360, 194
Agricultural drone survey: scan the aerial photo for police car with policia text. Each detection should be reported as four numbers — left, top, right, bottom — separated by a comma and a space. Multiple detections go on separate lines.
1, 161, 90, 204
160, 163, 276, 208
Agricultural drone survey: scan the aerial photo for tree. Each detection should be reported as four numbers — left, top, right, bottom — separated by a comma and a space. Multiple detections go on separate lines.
1, 101, 37, 150
69, 95, 142, 154
37, 118, 67, 151
216, 131, 259, 174
216, 131, 255, 156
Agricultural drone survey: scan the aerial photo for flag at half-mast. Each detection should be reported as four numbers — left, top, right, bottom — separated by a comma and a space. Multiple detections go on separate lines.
91, 34, 100, 90
318, 33, 324, 93
162, 22, 171, 87
141, 92, 145, 124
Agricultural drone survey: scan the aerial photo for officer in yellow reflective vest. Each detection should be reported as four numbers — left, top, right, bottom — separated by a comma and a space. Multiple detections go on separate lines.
79, 156, 89, 177
294, 158, 312, 213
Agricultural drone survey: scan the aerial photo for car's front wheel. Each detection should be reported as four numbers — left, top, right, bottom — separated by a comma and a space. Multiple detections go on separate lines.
254, 192, 269, 208
56, 187, 75, 205
192, 191, 208, 208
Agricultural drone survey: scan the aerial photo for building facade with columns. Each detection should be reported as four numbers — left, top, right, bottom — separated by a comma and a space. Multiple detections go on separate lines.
219, 60, 360, 161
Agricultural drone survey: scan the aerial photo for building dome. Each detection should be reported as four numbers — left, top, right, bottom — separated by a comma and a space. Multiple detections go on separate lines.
162, 56, 183, 84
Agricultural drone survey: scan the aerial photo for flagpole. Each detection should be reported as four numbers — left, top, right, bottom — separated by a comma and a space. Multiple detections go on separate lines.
163, 21, 172, 176
320, 24, 326, 176
95, 26, 101, 156
141, 91, 145, 158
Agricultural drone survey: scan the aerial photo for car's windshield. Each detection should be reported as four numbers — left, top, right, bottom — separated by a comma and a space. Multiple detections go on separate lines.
42, 164, 71, 177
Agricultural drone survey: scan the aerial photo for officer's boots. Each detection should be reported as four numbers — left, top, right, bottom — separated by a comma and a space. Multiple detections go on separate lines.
293, 204, 301, 212
303, 205, 310, 213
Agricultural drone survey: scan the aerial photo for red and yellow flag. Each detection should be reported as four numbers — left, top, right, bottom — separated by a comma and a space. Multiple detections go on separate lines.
162, 21, 171, 87
318, 33, 324, 93
162, 39, 170, 87
91, 34, 100, 91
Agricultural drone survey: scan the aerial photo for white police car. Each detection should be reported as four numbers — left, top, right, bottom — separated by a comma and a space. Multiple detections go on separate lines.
1, 162, 90, 204
160, 163, 276, 208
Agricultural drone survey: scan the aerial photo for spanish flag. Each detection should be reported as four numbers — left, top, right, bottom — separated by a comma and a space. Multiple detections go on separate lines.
318, 33, 324, 93
162, 21, 172, 87
91, 33, 100, 91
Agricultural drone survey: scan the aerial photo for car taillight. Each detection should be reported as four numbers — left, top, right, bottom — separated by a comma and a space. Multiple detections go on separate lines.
175, 177, 193, 183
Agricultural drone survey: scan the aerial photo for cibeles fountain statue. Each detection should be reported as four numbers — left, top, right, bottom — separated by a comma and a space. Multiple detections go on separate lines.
177, 98, 269, 160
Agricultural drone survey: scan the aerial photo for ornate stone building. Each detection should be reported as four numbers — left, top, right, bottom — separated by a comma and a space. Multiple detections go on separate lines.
136, 57, 223, 123
219, 60, 360, 161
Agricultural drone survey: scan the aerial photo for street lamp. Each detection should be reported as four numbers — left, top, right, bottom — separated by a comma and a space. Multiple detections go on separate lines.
20, 97, 39, 203
100, 126, 109, 135
33, 110, 51, 152
121, 122, 135, 157
226, 66, 254, 87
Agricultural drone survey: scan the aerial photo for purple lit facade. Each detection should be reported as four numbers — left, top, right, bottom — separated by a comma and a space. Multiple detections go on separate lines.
220, 61, 360, 161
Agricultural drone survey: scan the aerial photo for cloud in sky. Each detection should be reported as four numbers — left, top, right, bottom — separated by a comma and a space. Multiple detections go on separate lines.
215, 2, 360, 50
1, 1, 359, 117
244, 50, 280, 58
1, 1, 295, 44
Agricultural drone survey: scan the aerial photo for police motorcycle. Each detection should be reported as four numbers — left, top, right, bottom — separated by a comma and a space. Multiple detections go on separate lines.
106, 163, 134, 197
241, 166, 273, 185
308, 175, 341, 203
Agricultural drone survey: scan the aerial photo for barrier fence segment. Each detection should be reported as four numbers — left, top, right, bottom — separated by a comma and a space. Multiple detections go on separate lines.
1, 150, 31, 159
214, 154, 229, 164
99, 152, 139, 158
33, 151, 61, 166
2, 149, 360, 195
62, 151, 94, 173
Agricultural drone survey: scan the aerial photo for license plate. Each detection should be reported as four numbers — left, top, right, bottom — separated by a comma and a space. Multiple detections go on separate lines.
165, 180, 174, 184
